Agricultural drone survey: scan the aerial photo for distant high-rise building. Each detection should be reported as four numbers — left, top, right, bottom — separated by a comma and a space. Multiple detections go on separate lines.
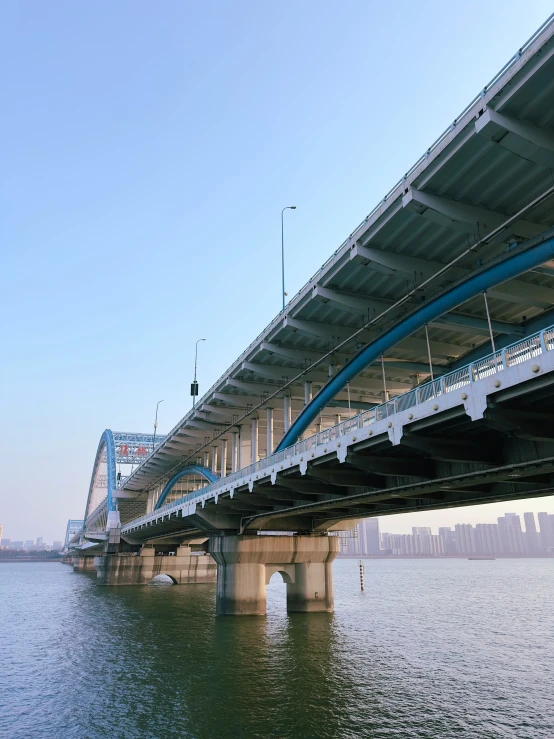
411, 527, 432, 554
503, 513, 523, 530
439, 527, 457, 555
340, 518, 382, 556
429, 535, 444, 555
538, 512, 554, 551
388, 534, 404, 555
523, 512, 539, 554
402, 534, 416, 555
0, 525, 3, 545
475, 524, 503, 555
52, 541, 63, 551
360, 518, 380, 555
455, 524, 477, 555
497, 516, 525, 554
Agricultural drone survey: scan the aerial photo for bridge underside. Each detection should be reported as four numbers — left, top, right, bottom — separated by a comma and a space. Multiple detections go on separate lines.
120, 360, 554, 543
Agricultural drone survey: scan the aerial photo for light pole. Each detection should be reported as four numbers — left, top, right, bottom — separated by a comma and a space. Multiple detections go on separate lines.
153, 399, 164, 451
192, 338, 206, 409
281, 206, 296, 312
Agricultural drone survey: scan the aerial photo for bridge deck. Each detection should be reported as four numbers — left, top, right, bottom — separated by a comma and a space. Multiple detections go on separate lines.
121, 323, 554, 539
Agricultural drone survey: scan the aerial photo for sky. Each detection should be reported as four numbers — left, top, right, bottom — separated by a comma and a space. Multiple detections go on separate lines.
1, 1, 554, 542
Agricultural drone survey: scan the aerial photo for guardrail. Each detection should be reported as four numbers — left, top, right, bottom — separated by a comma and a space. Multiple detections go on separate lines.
124, 321, 554, 529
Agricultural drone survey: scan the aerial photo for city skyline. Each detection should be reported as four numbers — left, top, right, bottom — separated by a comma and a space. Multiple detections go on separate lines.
351, 498, 554, 537
340, 510, 554, 557
0, 532, 63, 552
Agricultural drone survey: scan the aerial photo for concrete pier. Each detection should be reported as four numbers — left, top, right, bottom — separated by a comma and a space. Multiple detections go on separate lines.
94, 546, 217, 585
72, 556, 97, 573
209, 535, 338, 616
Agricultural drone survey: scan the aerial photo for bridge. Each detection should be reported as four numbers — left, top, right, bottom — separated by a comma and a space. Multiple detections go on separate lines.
69, 15, 554, 615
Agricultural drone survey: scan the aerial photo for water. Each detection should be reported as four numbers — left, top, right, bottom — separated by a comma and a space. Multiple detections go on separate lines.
1, 558, 552, 739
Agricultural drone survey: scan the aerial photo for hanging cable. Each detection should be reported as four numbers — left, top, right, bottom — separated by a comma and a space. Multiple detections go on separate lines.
380, 354, 388, 401
424, 324, 434, 381
483, 290, 496, 352
347, 382, 352, 418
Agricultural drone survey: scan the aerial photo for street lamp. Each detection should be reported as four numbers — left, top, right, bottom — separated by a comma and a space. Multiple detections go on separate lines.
153, 399, 164, 451
192, 338, 206, 409
281, 206, 296, 312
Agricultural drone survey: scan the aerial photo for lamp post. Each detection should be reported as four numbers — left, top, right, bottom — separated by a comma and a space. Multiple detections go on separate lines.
281, 206, 296, 312
153, 399, 164, 451
192, 338, 206, 409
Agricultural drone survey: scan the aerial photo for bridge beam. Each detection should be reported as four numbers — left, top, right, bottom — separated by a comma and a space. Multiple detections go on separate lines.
399, 433, 494, 464
402, 188, 544, 239
346, 452, 430, 477
475, 108, 554, 169
483, 406, 554, 441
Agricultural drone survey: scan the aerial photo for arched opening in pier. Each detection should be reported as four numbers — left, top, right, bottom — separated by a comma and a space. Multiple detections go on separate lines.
267, 570, 291, 613
149, 574, 178, 585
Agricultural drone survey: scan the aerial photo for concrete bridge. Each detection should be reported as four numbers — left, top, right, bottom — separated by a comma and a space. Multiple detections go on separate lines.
70, 15, 554, 615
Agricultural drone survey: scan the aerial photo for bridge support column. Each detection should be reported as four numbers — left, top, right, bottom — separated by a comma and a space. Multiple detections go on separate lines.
209, 535, 338, 616
72, 555, 97, 573
94, 546, 217, 585
231, 432, 238, 473
251, 418, 258, 464
266, 408, 273, 456
283, 395, 292, 432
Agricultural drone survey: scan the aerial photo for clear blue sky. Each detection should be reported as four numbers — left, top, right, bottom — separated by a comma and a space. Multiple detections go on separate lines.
2, 1, 553, 542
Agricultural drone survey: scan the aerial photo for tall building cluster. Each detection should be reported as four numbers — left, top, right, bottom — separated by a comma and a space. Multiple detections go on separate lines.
381, 528, 445, 556
0, 531, 63, 552
340, 512, 554, 557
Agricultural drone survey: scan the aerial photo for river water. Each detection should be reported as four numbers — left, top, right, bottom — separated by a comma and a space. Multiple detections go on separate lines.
1, 558, 552, 739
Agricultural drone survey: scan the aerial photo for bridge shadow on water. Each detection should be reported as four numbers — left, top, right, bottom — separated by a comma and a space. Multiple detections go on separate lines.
69, 569, 371, 739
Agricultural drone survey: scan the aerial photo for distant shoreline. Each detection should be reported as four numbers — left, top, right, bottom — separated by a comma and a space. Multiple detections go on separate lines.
0, 558, 63, 563
338, 554, 554, 560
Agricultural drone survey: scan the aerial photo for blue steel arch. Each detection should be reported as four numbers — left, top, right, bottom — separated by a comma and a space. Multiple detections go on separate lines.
84, 429, 117, 521
154, 465, 218, 510
277, 229, 554, 451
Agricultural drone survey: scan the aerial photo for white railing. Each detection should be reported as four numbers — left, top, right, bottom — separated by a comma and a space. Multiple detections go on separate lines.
125, 322, 554, 529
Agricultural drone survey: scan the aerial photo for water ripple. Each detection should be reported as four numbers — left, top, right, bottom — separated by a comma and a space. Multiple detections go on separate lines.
0, 558, 552, 738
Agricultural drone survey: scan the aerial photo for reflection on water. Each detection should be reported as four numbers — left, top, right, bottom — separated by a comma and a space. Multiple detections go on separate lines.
1, 559, 553, 739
